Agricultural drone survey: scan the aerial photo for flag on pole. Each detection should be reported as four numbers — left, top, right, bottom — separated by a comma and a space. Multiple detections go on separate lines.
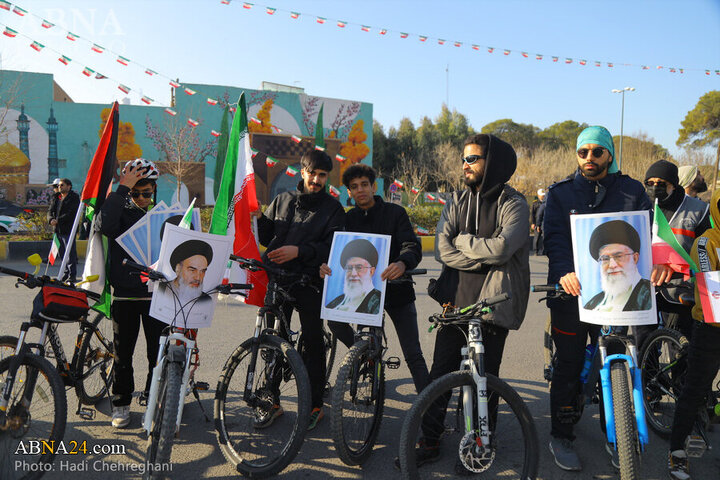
48, 234, 60, 265
315, 104, 325, 149
651, 201, 698, 277
209, 93, 268, 307
179, 199, 196, 229
392, 179, 404, 189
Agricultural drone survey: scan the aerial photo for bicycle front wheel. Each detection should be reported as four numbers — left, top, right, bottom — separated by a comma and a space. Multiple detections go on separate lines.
0, 353, 67, 480
145, 359, 183, 478
639, 328, 687, 437
330, 339, 384, 465
215, 334, 311, 478
610, 362, 640, 480
75, 313, 115, 405
399, 371, 539, 479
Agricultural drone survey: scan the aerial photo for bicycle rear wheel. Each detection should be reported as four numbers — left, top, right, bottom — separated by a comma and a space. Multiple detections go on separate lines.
75, 313, 115, 405
0, 353, 67, 480
215, 334, 310, 478
145, 359, 183, 479
639, 328, 687, 437
331, 339, 384, 465
399, 371, 538, 479
610, 362, 640, 480
0, 335, 18, 362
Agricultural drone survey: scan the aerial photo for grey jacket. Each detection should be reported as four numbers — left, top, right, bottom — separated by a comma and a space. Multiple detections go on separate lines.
435, 185, 530, 330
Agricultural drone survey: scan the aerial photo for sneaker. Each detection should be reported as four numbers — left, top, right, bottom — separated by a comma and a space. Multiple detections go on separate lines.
393, 438, 441, 470
606, 442, 620, 469
111, 405, 130, 428
138, 391, 149, 406
307, 408, 324, 431
549, 437, 582, 471
253, 404, 283, 429
668, 450, 691, 480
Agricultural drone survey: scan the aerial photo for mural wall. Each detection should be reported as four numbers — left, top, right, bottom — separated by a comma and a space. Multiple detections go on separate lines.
0, 69, 373, 207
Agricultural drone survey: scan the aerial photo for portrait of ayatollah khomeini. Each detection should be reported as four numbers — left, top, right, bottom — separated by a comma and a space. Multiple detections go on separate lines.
583, 219, 652, 312
326, 238, 382, 314
158, 239, 214, 309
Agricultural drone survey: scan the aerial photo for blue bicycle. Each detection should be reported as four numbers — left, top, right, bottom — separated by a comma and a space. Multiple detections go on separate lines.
534, 284, 649, 480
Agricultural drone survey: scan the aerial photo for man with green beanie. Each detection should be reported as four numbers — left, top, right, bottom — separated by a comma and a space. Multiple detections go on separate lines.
542, 126, 673, 471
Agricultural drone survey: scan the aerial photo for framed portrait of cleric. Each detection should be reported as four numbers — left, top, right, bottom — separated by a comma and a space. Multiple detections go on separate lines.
571, 210, 656, 326
149, 224, 232, 329
321, 232, 391, 327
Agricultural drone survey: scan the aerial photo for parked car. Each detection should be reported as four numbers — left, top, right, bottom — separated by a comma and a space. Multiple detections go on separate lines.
0, 199, 33, 217
0, 215, 20, 233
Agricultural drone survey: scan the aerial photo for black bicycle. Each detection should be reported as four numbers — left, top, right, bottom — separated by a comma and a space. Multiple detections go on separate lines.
329, 269, 425, 465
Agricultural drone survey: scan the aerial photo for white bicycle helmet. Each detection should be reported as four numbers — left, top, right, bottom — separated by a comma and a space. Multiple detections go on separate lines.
124, 158, 159, 180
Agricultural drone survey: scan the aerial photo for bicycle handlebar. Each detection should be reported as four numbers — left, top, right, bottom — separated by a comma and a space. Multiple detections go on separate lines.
122, 258, 167, 282
0, 264, 101, 300
531, 284, 563, 293
405, 269, 426, 276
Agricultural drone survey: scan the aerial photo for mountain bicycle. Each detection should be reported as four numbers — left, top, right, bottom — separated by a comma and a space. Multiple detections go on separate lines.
533, 284, 650, 480
398, 293, 540, 479
214, 256, 314, 478
329, 268, 425, 466
122, 259, 253, 480
0, 257, 111, 480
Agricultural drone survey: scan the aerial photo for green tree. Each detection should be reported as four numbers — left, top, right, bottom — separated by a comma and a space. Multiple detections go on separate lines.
538, 120, 588, 150
481, 118, 540, 154
677, 91, 720, 191
372, 119, 393, 174
434, 104, 475, 147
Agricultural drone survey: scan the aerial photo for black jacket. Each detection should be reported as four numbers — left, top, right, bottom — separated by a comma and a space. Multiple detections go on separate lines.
345, 196, 421, 307
95, 185, 150, 298
51, 190, 80, 236
257, 181, 345, 279
47, 192, 60, 224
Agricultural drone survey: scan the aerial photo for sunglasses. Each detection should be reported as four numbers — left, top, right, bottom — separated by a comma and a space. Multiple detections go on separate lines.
577, 147, 607, 159
645, 180, 667, 188
52, 185, 59, 189
462, 155, 486, 165
130, 191, 153, 199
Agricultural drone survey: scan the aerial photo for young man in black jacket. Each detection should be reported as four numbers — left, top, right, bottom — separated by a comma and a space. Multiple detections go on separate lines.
254, 149, 345, 430
320, 164, 430, 394
96, 159, 165, 428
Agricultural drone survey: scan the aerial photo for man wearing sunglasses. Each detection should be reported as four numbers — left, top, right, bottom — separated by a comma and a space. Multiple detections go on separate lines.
47, 178, 80, 282
543, 126, 672, 471
95, 158, 165, 429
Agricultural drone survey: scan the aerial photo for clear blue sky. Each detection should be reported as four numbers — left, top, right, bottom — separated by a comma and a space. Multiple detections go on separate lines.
1, 0, 718, 157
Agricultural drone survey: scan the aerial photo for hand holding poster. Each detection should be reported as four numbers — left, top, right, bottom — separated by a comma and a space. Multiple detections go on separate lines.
571, 211, 656, 326
321, 232, 391, 327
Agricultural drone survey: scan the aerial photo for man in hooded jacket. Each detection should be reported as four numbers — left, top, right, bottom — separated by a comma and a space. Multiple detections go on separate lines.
411, 133, 530, 468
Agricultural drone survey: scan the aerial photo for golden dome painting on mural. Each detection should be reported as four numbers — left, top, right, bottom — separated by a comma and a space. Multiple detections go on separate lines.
0, 142, 31, 184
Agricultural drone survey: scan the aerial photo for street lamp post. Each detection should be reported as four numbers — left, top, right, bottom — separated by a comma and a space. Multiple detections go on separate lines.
611, 87, 635, 171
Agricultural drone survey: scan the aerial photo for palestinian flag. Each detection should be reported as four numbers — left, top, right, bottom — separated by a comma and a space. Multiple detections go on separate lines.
266, 7, 276, 14
141, 96, 153, 105
164, 108, 177, 116
169, 80, 180, 88
579, 59, 587, 65
48, 234, 61, 265
91, 44, 105, 53
410, 186, 420, 194
286, 165, 299, 176
400, 32, 409, 38
437, 39, 445, 44
30, 41, 44, 52
82, 67, 95, 77
487, 47, 494, 53
145, 68, 156, 76
209, 93, 268, 307
117, 84, 130, 94
3, 27, 17, 38
266, 156, 277, 167
361, 25, 370, 32
58, 55, 71, 65
380, 29, 388, 35
337, 20, 346, 27
0, 1, 10, 11
335, 154, 347, 162
13, 6, 27, 16
67, 32, 79, 41
503, 49, 511, 55
552, 56, 559, 62
291, 135, 303, 144
565, 58, 573, 64
316, 17, 326, 24
329, 185, 340, 198
521, 52, 529, 58
417, 226, 429, 235
42, 20, 55, 29
291, 12, 300, 19
652, 202, 698, 278
251, 148, 259, 158
116, 55, 130, 66
187, 118, 200, 127
207, 97, 218, 106
315, 104, 325, 149
211, 130, 221, 137
184, 87, 196, 95
243, 2, 253, 8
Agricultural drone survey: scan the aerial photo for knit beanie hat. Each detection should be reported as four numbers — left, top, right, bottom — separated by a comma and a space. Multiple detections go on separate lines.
677, 165, 698, 188
576, 126, 617, 174
644, 160, 679, 187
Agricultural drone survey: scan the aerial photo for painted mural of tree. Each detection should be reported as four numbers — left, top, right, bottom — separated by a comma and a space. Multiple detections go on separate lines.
249, 99, 274, 133
100, 108, 142, 161
330, 102, 361, 139
301, 96, 321, 135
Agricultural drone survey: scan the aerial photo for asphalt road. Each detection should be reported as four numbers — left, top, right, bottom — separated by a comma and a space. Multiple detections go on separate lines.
0, 254, 718, 479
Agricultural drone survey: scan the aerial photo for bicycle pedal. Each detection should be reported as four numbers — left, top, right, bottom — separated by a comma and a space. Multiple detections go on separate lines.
194, 381, 209, 391
386, 356, 401, 370
685, 435, 707, 458
76, 407, 95, 420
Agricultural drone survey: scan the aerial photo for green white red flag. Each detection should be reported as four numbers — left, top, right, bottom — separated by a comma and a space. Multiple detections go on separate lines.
187, 118, 199, 127
13, 6, 26, 16
243, 2, 253, 8
392, 179, 404, 188
116, 55, 130, 66
286, 165, 299, 176
58, 55, 71, 65
291, 12, 300, 19
66, 32, 79, 41
169, 80, 180, 88
651, 201, 698, 278
41, 20, 55, 29
417, 226, 429, 235
179, 199, 196, 229
118, 84, 130, 94
164, 108, 177, 116
91, 44, 105, 53
291, 135, 302, 144
410, 186, 420, 194
266, 156, 277, 167
30, 41, 44, 52
211, 130, 221, 137
141, 96, 153, 105
48, 234, 60, 265
209, 93, 267, 307
3, 27, 17, 37
329, 185, 340, 197
207, 98, 218, 106
82, 67, 94, 77
184, 87, 197, 95
0, 1, 10, 11
335, 154, 347, 162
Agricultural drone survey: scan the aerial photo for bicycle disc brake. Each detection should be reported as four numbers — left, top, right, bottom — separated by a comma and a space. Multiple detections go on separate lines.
458, 430, 494, 473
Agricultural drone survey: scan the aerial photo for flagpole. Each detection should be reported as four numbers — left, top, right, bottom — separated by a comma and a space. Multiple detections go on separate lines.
56, 202, 85, 281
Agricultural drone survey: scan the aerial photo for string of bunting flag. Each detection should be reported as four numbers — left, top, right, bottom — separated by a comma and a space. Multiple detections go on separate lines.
219, 0, 719, 76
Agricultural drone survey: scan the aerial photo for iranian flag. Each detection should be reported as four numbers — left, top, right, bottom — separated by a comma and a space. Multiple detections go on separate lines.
316, 17, 326, 24
169, 80, 180, 88
187, 118, 200, 127
13, 6, 27, 16
329, 185, 340, 197
471, 44, 479, 50
595, 61, 602, 67
417, 226, 429, 235
410, 186, 420, 194
419, 36, 428, 42
250, 148, 259, 158
361, 25, 370, 32
454, 41, 462, 47
30, 41, 44, 52
207, 97, 218, 106
393, 179, 404, 189
243, 2, 253, 8
250, 117, 261, 125
266, 156, 277, 167
209, 93, 267, 307
42, 20, 55, 29
426, 193, 436, 201
141, 96, 153, 105
116, 55, 130, 66
48, 234, 61, 265
503, 49, 511, 55
565, 58, 573, 64
608, 63, 614, 68
552, 56, 559, 62
487, 47, 494, 53
438, 197, 447, 205
537, 54, 543, 60
437, 38, 445, 44
400, 32, 409, 38
67, 32, 79, 41
80, 102, 120, 317
0, 1, 11, 11
82, 67, 94, 77
286, 165, 299, 177
211, 130, 221, 137
184, 87, 197, 95
145, 68, 156, 75
3, 27, 17, 38
651, 202, 698, 278
91, 44, 105, 53
164, 108, 177, 116
58, 55, 71, 65
118, 84, 130, 94
380, 29, 388, 35
266, 7, 276, 14
291, 135, 302, 144
337, 20, 346, 28
521, 52, 529, 58
335, 154, 347, 162
291, 12, 300, 19
579, 59, 587, 65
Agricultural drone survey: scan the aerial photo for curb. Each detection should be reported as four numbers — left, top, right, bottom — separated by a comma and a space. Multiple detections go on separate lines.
0, 240, 87, 261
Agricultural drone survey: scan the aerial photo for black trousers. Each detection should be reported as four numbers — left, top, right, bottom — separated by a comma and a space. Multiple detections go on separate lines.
58, 233, 77, 281
421, 322, 509, 442
111, 299, 166, 407
670, 321, 720, 451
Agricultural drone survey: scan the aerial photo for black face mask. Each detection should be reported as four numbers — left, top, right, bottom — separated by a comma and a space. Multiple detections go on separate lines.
646, 185, 669, 202
695, 180, 708, 193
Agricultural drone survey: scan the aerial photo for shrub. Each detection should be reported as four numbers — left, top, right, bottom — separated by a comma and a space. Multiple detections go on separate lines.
406, 204, 443, 234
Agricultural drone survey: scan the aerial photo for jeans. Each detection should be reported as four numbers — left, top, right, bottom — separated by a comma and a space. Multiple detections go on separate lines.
670, 321, 720, 451
111, 300, 167, 407
58, 233, 77, 281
